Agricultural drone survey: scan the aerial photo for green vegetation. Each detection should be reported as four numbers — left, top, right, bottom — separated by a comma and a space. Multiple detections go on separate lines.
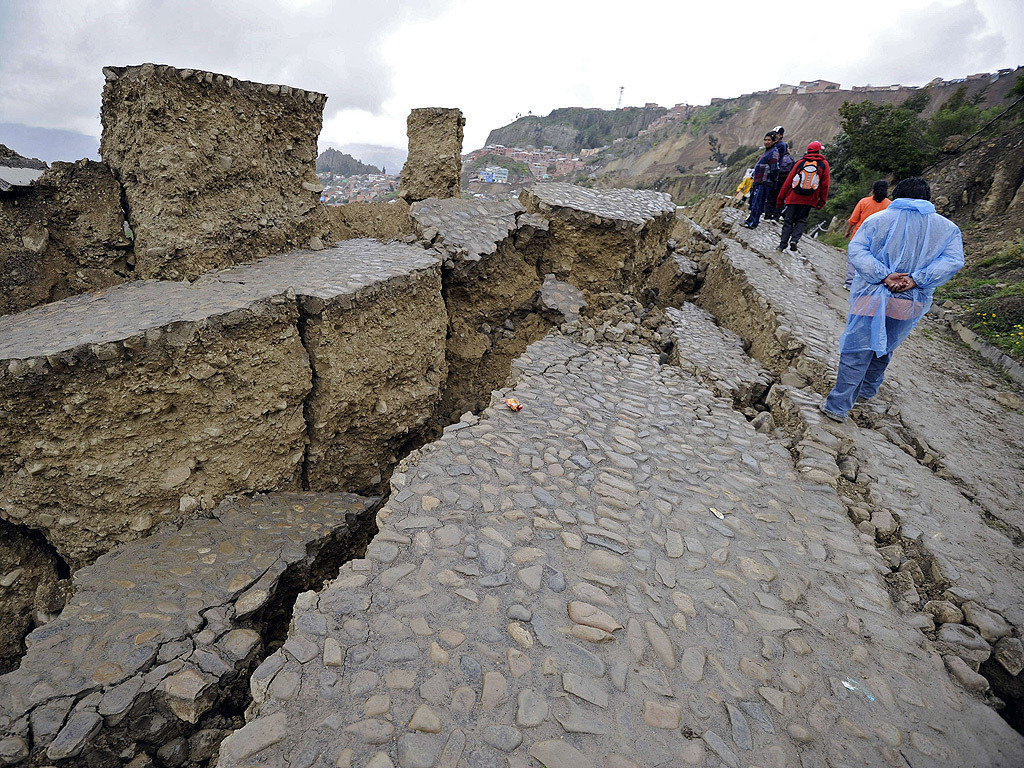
925, 86, 1002, 149
937, 238, 1024, 359
815, 88, 1020, 230
687, 104, 740, 136
708, 135, 726, 165
838, 99, 932, 177
817, 231, 850, 250
725, 145, 759, 167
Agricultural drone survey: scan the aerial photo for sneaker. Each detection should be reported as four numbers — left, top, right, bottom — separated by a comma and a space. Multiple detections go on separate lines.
789, 242, 798, 251
777, 242, 787, 251
817, 401, 846, 423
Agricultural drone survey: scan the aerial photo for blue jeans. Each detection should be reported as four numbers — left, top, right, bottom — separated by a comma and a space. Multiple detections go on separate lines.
745, 184, 770, 227
824, 350, 892, 416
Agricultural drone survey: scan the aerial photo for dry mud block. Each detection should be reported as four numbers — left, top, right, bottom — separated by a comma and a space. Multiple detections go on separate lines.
0, 240, 444, 565
0, 492, 381, 767
0, 160, 131, 317
100, 63, 332, 281
666, 303, 773, 408
645, 213, 712, 307
411, 198, 550, 420
217, 333, 1023, 768
399, 108, 464, 203
328, 200, 415, 242
520, 183, 675, 297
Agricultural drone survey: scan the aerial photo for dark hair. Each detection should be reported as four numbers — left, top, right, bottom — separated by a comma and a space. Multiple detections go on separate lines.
764, 131, 778, 141
891, 177, 930, 201
871, 180, 889, 203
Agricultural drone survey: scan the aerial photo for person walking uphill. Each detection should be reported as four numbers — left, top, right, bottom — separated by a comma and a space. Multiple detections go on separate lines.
819, 177, 964, 422
776, 141, 830, 251
765, 126, 793, 221
843, 180, 891, 288
741, 132, 780, 229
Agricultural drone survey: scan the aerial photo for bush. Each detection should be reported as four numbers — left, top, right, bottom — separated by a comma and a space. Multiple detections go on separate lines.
817, 231, 849, 250
725, 145, 759, 167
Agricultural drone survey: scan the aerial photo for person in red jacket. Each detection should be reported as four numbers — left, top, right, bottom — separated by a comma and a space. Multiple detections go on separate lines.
776, 141, 830, 252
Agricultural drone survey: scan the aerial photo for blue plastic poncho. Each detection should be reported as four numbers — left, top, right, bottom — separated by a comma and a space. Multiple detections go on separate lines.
842, 198, 964, 356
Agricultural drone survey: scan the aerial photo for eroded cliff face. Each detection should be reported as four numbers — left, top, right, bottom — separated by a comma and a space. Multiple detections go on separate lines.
594, 72, 1022, 194
929, 121, 1024, 234
484, 106, 667, 152
0, 160, 132, 317
100, 63, 332, 280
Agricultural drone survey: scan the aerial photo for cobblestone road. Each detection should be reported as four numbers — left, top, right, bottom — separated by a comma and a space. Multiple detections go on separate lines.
220, 334, 1021, 768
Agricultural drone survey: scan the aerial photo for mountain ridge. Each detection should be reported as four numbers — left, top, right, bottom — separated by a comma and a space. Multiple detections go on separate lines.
316, 147, 382, 176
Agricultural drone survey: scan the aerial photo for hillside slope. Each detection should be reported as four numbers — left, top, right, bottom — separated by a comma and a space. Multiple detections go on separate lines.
316, 147, 381, 176
594, 71, 1022, 190
485, 106, 666, 152
928, 114, 1024, 359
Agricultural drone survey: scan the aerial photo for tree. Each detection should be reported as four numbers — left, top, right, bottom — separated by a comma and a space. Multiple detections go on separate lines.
725, 145, 758, 167
838, 100, 930, 177
1007, 75, 1024, 100
708, 135, 726, 164
902, 89, 931, 114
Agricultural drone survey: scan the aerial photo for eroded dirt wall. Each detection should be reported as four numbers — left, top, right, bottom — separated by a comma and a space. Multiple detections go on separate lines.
441, 238, 547, 421
100, 63, 332, 280
520, 184, 676, 299
0, 297, 309, 567
0, 160, 132, 317
301, 267, 448, 493
326, 200, 414, 241
398, 108, 464, 203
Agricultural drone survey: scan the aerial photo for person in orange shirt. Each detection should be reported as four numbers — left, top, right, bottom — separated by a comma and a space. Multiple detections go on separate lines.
844, 180, 891, 288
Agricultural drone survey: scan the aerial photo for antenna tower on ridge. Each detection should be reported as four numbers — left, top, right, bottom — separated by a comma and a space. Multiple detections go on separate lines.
617, 86, 624, 109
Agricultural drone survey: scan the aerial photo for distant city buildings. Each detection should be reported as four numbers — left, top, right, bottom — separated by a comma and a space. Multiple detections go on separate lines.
462, 144, 589, 184
315, 170, 398, 203
478, 166, 509, 183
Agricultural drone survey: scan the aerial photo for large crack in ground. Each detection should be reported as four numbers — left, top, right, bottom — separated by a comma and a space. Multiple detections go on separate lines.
0, 519, 71, 675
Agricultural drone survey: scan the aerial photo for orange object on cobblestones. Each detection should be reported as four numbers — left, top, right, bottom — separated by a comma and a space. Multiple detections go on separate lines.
504, 398, 524, 411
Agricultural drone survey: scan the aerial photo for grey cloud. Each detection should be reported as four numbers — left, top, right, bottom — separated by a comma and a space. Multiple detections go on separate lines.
0, 0, 452, 135
832, 0, 1008, 87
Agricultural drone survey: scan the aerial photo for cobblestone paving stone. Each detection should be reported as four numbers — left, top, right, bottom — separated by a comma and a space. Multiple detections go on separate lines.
522, 183, 676, 226
218, 334, 1022, 768
699, 217, 840, 387
539, 277, 586, 324
0, 239, 438, 361
410, 199, 525, 260
0, 492, 380, 764
666, 303, 773, 408
691, 200, 1024, 721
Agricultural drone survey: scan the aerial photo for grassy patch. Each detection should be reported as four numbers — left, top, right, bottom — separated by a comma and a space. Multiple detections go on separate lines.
968, 283, 1024, 356
936, 237, 1024, 359
817, 231, 849, 250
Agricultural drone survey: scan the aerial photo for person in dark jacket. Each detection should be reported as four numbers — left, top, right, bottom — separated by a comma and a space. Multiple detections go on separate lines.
776, 141, 830, 251
765, 126, 791, 221
742, 132, 780, 229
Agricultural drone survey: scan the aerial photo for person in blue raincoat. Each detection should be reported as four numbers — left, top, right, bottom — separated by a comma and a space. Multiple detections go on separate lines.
820, 178, 964, 422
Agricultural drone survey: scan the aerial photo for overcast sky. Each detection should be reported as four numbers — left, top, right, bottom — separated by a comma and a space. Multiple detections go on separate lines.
1, 0, 1022, 163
